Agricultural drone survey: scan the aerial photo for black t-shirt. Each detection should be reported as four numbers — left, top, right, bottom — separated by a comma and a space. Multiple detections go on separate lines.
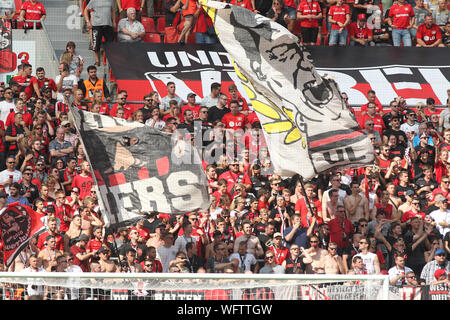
443, 32, 450, 46
258, 233, 272, 253
389, 145, 406, 159
382, 112, 406, 129
143, 217, 162, 234
403, 229, 427, 266
139, 106, 152, 122
415, 144, 435, 166
284, 256, 306, 274
372, 24, 392, 44
118, 243, 148, 262
207, 105, 230, 124
395, 184, 415, 202
266, 7, 290, 28
383, 128, 407, 146
351, 0, 374, 22
254, 0, 273, 16
164, 0, 179, 26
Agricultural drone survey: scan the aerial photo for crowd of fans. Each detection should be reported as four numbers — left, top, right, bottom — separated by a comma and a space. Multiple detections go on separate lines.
0, 0, 449, 301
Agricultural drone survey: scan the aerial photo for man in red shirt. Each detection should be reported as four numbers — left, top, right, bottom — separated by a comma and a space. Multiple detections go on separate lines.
37, 217, 64, 251
349, 14, 373, 46
359, 102, 385, 136
11, 63, 40, 100
388, 0, 415, 46
180, 93, 201, 122
70, 233, 96, 272
222, 100, 247, 131
416, 13, 444, 47
53, 190, 72, 234
267, 232, 290, 265
218, 158, 252, 195
110, 90, 132, 119
360, 90, 383, 116
328, 0, 351, 47
297, 0, 322, 45
36, 67, 57, 94
328, 205, 354, 252
227, 84, 249, 116
5, 98, 33, 128
401, 197, 425, 223
71, 160, 94, 200
18, 0, 46, 29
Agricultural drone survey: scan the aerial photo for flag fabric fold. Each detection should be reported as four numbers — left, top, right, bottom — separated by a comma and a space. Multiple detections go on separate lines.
70, 108, 210, 227
0, 204, 45, 267
201, 0, 374, 179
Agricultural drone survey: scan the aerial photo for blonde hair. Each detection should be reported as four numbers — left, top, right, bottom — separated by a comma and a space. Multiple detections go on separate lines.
60, 52, 73, 66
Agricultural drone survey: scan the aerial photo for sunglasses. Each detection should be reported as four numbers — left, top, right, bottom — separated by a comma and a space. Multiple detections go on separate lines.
145, 264, 153, 267
360, 224, 368, 227
437, 254, 446, 257
266, 256, 274, 259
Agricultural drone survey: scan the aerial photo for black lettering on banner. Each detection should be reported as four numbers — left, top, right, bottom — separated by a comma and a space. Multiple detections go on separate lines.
323, 147, 365, 164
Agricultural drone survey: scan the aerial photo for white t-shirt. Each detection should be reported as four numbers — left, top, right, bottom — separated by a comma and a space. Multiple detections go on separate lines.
229, 252, 257, 272
388, 266, 414, 286
429, 209, 450, 237
0, 100, 14, 123
156, 245, 178, 272
55, 74, 78, 101
0, 169, 22, 193
399, 121, 420, 136
355, 252, 377, 275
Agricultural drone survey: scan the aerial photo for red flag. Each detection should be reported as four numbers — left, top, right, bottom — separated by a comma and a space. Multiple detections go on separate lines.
0, 204, 45, 267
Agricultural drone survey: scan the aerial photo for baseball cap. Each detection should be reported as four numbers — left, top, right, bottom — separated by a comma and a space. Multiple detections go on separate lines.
405, 190, 415, 196
406, 109, 415, 115
61, 120, 70, 127
435, 248, 446, 256
273, 232, 282, 239
187, 93, 196, 98
435, 196, 447, 203
213, 230, 222, 237
434, 269, 447, 279
358, 13, 366, 20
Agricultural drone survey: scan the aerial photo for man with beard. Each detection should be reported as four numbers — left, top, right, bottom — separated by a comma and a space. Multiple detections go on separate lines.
70, 234, 97, 272
71, 160, 93, 201
6, 182, 29, 205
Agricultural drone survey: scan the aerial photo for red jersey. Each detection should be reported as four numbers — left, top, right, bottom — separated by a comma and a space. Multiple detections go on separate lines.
359, 114, 384, 136
424, 108, 441, 119
389, 3, 414, 29
267, 246, 290, 265
20, 1, 46, 21
229, 0, 253, 10
401, 210, 425, 223
37, 77, 57, 92
227, 95, 249, 113
70, 244, 89, 272
360, 101, 383, 114
297, 1, 322, 28
110, 104, 133, 119
86, 238, 103, 253
54, 203, 72, 232
0, 120, 4, 152
120, 0, 141, 10
328, 4, 350, 30
61, 167, 77, 193
218, 170, 251, 194
6, 111, 33, 128
349, 21, 373, 40
12, 75, 38, 100
328, 218, 354, 249
377, 156, 392, 172
416, 24, 442, 45
71, 174, 94, 200
180, 104, 201, 122
96, 103, 110, 115
374, 203, 393, 220
222, 112, 247, 130
55, 101, 69, 114
72, 102, 89, 111
37, 232, 64, 251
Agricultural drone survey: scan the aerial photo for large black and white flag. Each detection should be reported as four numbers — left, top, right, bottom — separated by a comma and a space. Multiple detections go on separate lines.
71, 108, 210, 227
201, 1, 374, 179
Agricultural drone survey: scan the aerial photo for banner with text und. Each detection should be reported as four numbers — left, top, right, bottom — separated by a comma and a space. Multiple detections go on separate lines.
104, 43, 450, 109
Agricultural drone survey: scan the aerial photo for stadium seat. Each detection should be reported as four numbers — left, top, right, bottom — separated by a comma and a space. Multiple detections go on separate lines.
143, 33, 162, 43
141, 17, 156, 33
156, 16, 166, 33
